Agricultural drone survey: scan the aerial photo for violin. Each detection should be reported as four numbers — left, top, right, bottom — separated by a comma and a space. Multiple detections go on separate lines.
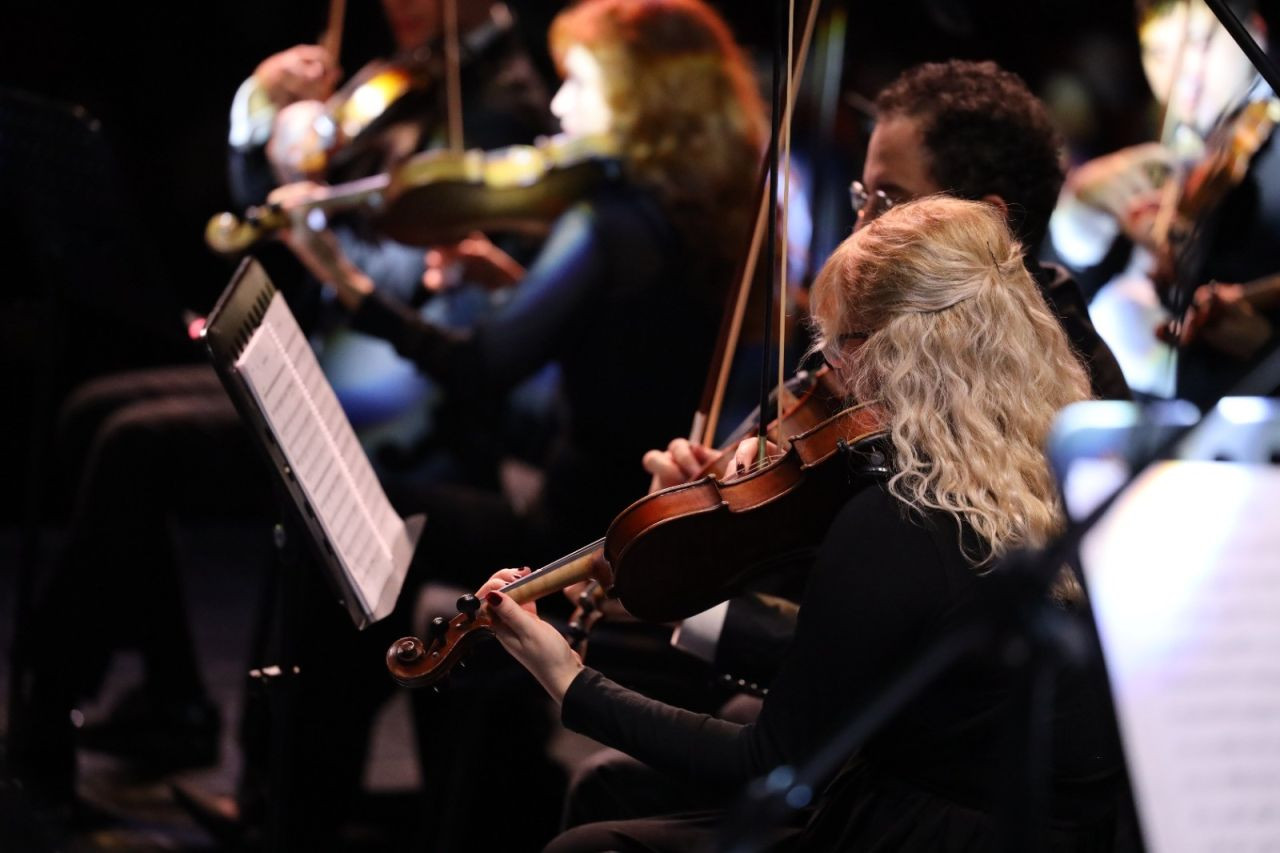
565, 579, 611, 658
1158, 98, 1280, 269
205, 132, 622, 255
1148, 96, 1280, 339
559, 366, 848, 661
385, 372, 886, 688
605, 402, 885, 623
268, 4, 517, 184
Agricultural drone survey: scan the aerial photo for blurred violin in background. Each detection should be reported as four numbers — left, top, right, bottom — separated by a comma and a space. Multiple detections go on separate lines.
266, 3, 518, 184
206, 131, 622, 254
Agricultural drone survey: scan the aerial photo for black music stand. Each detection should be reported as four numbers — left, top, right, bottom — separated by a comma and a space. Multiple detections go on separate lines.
202, 258, 423, 849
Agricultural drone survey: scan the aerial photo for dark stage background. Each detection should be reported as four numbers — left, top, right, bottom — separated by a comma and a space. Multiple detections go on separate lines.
0, 0, 1156, 529
0, 1, 1160, 847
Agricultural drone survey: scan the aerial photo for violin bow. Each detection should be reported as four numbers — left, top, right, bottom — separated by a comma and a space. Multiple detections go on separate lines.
443, 0, 464, 152
320, 0, 346, 70
690, 0, 824, 462
773, 0, 799, 464
756, 0, 823, 469
1150, 0, 1198, 254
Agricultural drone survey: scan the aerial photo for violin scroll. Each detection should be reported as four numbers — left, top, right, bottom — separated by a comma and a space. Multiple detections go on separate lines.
205, 208, 289, 256
386, 596, 497, 688
387, 540, 611, 688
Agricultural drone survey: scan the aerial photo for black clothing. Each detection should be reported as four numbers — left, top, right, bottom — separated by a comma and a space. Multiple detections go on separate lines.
555, 485, 1122, 851
1176, 106, 1280, 406
354, 182, 720, 548
707, 264, 1128, 694
1034, 263, 1132, 402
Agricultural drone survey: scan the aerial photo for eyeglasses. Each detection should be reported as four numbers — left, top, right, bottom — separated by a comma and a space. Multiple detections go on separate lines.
849, 180, 896, 222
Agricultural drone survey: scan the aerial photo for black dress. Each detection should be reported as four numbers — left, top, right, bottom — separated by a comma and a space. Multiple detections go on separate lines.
551, 485, 1123, 852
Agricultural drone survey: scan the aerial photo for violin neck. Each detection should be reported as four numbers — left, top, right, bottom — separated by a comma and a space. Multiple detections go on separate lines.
1243, 272, 1280, 312
307, 174, 392, 212
500, 538, 607, 605
320, 0, 346, 65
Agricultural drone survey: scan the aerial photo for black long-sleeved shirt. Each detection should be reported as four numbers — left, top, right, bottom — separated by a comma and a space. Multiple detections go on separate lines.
561, 485, 1121, 829
352, 182, 721, 539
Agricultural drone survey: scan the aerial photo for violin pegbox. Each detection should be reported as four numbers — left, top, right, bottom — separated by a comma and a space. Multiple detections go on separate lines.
385, 604, 496, 689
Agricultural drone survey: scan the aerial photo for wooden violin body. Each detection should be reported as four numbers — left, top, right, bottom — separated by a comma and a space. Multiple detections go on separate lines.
560, 366, 849, 649
385, 392, 886, 688
606, 403, 886, 623
206, 133, 622, 255
1156, 98, 1280, 298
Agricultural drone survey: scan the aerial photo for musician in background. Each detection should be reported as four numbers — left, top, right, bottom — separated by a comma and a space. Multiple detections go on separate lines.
653, 58, 1132, 485
481, 197, 1123, 851
232, 0, 556, 483
283, 0, 764, 571
230, 0, 550, 207
1051, 0, 1280, 405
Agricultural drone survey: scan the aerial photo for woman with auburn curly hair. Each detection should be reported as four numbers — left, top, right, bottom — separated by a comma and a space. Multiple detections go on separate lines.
548, 0, 764, 292
282, 0, 764, 566
479, 198, 1123, 851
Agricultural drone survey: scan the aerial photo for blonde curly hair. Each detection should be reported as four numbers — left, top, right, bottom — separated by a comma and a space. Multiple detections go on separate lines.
810, 197, 1092, 568
550, 0, 765, 298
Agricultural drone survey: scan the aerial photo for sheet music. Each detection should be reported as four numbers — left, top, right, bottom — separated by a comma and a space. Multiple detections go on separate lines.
1081, 462, 1280, 852
235, 292, 415, 624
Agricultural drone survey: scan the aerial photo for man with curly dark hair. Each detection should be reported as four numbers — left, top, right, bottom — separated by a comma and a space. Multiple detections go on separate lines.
856, 59, 1131, 401
871, 60, 1064, 252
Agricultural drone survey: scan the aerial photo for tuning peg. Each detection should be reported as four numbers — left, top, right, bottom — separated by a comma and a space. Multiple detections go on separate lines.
456, 593, 481, 620
427, 616, 449, 642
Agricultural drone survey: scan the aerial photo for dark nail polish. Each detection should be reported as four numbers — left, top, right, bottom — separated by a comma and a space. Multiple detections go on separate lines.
486, 592, 502, 607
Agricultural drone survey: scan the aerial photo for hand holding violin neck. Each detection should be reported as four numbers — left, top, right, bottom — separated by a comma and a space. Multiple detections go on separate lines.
500, 542, 612, 605
385, 539, 610, 688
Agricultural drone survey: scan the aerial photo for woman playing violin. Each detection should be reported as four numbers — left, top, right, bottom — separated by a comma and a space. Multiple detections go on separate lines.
283, 0, 765, 571
478, 197, 1123, 851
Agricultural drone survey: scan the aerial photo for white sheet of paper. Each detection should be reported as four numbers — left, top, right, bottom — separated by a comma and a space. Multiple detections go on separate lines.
1081, 462, 1280, 852
234, 292, 414, 624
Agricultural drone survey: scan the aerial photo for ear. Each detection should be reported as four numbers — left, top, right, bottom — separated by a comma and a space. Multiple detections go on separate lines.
980, 193, 1010, 221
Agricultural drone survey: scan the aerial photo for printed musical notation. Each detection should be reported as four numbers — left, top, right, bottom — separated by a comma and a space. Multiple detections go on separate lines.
1083, 462, 1280, 852
236, 293, 416, 623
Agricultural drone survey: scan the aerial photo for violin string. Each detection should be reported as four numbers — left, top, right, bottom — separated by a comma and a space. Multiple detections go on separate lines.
776, 0, 796, 462
443, 0, 464, 152
702, 0, 823, 448
1152, 0, 1194, 251
321, 0, 346, 69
